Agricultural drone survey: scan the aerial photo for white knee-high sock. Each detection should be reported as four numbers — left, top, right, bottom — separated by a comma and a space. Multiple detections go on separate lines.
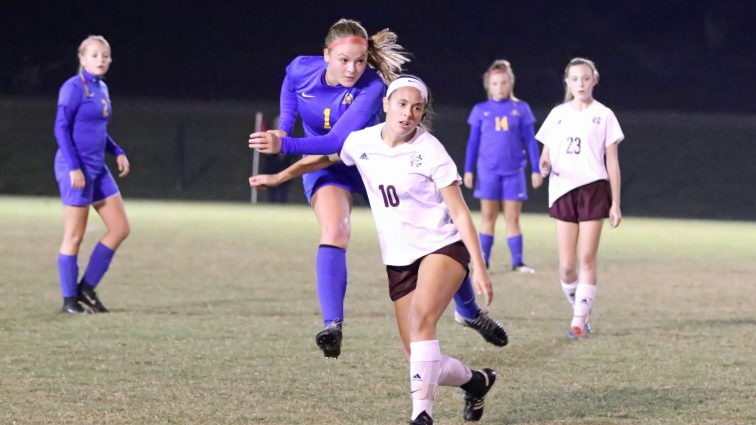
560, 280, 578, 306
573, 282, 597, 319
410, 340, 441, 419
438, 354, 473, 387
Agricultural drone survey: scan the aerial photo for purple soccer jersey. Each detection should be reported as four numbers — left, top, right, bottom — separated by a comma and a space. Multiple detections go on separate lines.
278, 56, 384, 155
54, 69, 124, 174
277, 56, 384, 201
464, 99, 540, 176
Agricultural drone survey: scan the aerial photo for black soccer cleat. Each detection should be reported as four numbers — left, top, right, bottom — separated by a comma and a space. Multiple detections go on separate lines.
315, 322, 342, 359
410, 410, 433, 425
78, 282, 109, 313
61, 297, 87, 314
462, 368, 497, 421
454, 310, 509, 347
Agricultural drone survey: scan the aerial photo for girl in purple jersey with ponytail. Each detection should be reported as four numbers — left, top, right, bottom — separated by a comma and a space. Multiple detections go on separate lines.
464, 60, 542, 273
54, 35, 130, 314
249, 20, 507, 358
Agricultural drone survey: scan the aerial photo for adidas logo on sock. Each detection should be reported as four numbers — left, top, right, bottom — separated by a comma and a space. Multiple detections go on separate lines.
411, 373, 422, 381
360, 152, 369, 160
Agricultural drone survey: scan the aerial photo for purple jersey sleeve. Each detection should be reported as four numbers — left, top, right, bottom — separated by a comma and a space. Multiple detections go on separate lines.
521, 123, 540, 174
280, 76, 384, 155
105, 134, 125, 156
278, 74, 297, 136
54, 81, 83, 171
520, 103, 540, 173
464, 105, 482, 173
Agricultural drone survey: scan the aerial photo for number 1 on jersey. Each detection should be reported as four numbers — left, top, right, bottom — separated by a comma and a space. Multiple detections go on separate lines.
323, 108, 331, 129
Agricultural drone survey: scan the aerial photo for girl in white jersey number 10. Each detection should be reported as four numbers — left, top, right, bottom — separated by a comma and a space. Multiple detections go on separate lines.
251, 76, 499, 424
535, 58, 624, 339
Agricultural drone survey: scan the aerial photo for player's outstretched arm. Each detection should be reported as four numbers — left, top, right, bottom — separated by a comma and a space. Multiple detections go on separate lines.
440, 183, 493, 306
249, 154, 338, 189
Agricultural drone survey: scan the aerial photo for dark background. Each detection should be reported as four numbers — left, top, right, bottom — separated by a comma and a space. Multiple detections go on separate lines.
2, 1, 755, 219
4, 1, 756, 111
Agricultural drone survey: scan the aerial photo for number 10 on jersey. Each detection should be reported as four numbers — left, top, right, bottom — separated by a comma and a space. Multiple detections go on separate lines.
378, 185, 400, 207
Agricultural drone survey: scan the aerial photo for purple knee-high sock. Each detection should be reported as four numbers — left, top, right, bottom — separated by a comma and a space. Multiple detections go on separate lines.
479, 233, 494, 267
453, 275, 481, 320
57, 253, 79, 298
316, 244, 347, 327
82, 242, 116, 288
507, 234, 524, 266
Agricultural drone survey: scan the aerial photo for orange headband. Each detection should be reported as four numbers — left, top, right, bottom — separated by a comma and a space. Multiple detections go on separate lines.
328, 36, 368, 49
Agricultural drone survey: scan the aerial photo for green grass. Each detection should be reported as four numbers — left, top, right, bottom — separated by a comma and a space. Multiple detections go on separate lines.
1, 196, 754, 424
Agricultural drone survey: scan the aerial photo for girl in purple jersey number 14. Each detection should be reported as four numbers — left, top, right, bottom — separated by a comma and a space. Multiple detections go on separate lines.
464, 60, 542, 274
535, 58, 624, 339
249, 20, 508, 358
54, 35, 131, 314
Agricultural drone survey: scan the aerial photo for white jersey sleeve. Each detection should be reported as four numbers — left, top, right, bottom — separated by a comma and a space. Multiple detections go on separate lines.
535, 107, 559, 149
604, 109, 624, 146
430, 143, 462, 189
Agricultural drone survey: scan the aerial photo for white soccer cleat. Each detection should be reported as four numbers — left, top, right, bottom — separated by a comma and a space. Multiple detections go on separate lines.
512, 264, 535, 273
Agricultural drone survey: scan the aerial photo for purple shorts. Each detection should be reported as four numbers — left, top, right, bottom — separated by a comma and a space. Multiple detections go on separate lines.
473, 168, 528, 201
549, 180, 611, 223
385, 240, 470, 302
55, 160, 119, 207
303, 161, 368, 204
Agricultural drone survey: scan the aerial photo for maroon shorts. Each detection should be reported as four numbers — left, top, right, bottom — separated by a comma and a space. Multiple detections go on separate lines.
385, 241, 471, 302
549, 180, 611, 223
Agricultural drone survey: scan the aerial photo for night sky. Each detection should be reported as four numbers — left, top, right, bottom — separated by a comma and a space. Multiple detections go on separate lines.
3, 0, 755, 112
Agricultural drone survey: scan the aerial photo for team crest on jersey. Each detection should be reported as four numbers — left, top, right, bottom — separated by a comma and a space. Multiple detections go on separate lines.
409, 153, 423, 168
592, 116, 602, 125
342, 93, 353, 105
511, 109, 520, 116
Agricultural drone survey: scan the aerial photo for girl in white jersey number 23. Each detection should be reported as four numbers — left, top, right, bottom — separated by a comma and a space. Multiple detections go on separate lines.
535, 57, 624, 340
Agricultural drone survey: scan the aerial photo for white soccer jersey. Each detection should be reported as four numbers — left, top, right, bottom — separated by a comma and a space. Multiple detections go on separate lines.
535, 100, 624, 207
341, 123, 463, 266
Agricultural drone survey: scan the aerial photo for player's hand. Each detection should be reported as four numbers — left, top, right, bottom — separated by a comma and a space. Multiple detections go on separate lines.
117, 154, 130, 177
69, 169, 85, 189
539, 157, 551, 178
248, 131, 283, 154
471, 267, 493, 307
249, 173, 282, 189
463, 172, 474, 189
531, 172, 543, 189
609, 203, 622, 228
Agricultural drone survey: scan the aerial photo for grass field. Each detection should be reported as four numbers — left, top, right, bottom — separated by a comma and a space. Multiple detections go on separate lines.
0, 196, 754, 424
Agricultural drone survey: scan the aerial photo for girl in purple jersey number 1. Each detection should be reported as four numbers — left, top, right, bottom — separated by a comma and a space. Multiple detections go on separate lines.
249, 20, 508, 358
463, 60, 542, 274
535, 58, 624, 339
54, 36, 131, 314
